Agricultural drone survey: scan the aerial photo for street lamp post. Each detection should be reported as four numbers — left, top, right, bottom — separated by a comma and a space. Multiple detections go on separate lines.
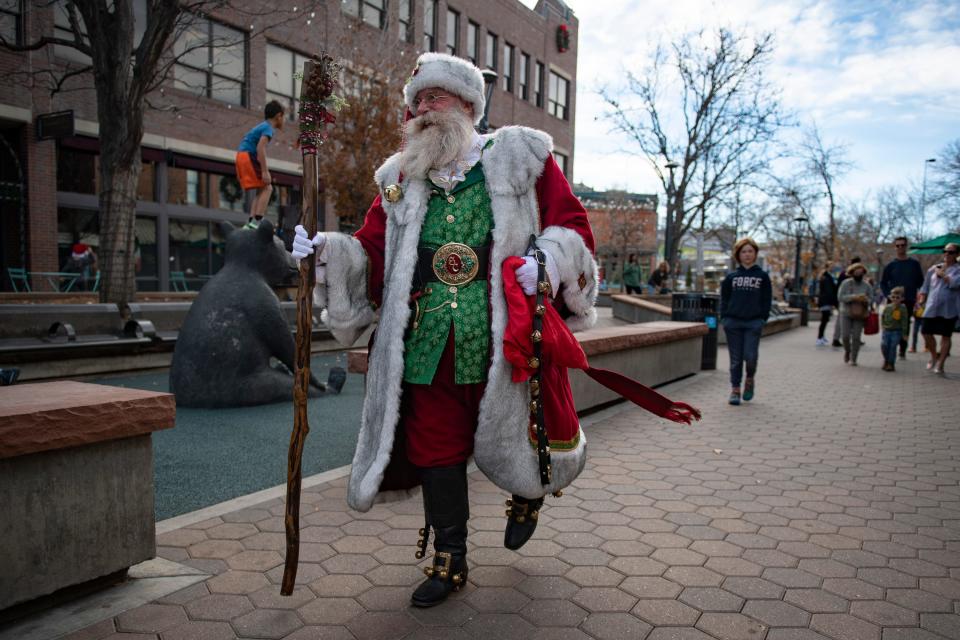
478, 69, 498, 134
919, 157, 937, 240
663, 161, 679, 266
793, 212, 808, 292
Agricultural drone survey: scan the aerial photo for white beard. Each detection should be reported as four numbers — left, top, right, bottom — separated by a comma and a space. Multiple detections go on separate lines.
398, 108, 475, 180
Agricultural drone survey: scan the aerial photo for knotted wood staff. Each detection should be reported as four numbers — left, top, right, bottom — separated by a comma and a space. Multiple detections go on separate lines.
282, 54, 342, 596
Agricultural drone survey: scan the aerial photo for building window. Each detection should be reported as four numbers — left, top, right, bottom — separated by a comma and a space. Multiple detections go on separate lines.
423, 0, 437, 51
534, 61, 544, 107
173, 15, 247, 106
553, 151, 568, 176
53, 0, 90, 64
1, 0, 21, 45
445, 9, 459, 56
466, 21, 479, 65
53, 0, 146, 64
341, 0, 386, 29
548, 70, 568, 119
502, 43, 514, 92
398, 0, 412, 43
266, 43, 308, 120
485, 32, 497, 71
519, 53, 530, 100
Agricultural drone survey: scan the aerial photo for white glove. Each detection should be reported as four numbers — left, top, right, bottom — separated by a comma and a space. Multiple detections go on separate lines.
291, 224, 325, 261
516, 250, 559, 296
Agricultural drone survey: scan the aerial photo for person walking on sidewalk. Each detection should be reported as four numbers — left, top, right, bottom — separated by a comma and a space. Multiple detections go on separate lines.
291, 53, 598, 608
837, 262, 873, 366
918, 242, 960, 375
880, 287, 909, 371
721, 238, 772, 405
235, 100, 285, 228
830, 257, 861, 347
623, 253, 643, 294
880, 236, 925, 359
816, 265, 838, 346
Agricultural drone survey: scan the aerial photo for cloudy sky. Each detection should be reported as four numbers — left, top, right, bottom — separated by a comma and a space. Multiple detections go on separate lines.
521, 0, 959, 225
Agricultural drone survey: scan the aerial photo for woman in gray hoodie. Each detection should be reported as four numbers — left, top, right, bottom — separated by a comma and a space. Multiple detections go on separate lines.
837, 262, 874, 366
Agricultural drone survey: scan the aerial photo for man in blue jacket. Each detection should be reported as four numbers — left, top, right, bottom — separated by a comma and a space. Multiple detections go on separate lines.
880, 237, 925, 358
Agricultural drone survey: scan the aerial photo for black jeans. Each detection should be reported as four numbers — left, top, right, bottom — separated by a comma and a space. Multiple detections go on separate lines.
818, 309, 832, 339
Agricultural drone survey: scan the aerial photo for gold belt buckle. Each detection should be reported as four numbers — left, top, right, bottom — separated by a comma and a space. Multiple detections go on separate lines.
432, 243, 480, 286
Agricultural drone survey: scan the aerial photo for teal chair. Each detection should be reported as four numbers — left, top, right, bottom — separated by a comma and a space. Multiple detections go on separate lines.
170, 271, 188, 292
7, 267, 30, 292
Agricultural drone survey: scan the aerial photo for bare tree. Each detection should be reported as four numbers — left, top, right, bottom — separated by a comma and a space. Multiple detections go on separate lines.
930, 139, 960, 230
797, 122, 852, 260
600, 28, 790, 268
319, 21, 410, 232
0, 0, 318, 305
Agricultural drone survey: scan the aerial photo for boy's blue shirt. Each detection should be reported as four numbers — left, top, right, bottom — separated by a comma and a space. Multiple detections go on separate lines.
238, 121, 275, 160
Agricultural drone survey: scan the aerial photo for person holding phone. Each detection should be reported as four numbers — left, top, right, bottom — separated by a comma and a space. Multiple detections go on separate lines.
918, 242, 960, 375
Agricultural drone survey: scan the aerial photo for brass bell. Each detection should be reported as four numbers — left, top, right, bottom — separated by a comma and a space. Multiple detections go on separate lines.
529, 379, 540, 395
527, 356, 540, 369
530, 330, 542, 342
531, 510, 539, 520
516, 515, 526, 523
535, 304, 546, 316
538, 281, 551, 294
452, 574, 462, 585
439, 569, 448, 579
505, 509, 513, 517
530, 400, 538, 413
418, 528, 425, 535
415, 550, 424, 559
424, 566, 435, 577
553, 490, 563, 498
505, 499, 513, 507
384, 184, 403, 202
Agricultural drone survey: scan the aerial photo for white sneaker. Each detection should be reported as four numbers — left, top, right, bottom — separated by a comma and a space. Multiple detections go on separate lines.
816, 338, 827, 346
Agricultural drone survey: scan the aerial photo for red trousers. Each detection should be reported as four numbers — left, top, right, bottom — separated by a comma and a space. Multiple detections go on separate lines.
401, 332, 485, 468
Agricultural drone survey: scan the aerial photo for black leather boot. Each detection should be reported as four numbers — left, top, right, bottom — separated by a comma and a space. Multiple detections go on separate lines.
504, 494, 544, 550
411, 463, 469, 608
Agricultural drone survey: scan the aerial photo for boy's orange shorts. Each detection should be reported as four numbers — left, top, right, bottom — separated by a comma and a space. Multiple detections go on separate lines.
235, 151, 267, 190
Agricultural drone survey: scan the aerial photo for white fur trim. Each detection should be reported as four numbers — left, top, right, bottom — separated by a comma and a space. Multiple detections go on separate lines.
322, 233, 376, 346
536, 225, 599, 329
404, 53, 485, 125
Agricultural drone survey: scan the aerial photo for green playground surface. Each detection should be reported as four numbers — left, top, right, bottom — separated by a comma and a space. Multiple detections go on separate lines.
94, 352, 364, 521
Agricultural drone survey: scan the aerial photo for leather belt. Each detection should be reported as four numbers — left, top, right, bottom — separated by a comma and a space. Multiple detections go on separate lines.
413, 243, 490, 288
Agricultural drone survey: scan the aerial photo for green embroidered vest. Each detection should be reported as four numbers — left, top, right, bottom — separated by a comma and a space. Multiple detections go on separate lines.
403, 163, 492, 385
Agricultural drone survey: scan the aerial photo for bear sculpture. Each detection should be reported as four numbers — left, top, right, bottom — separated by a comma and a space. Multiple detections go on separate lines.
170, 220, 343, 407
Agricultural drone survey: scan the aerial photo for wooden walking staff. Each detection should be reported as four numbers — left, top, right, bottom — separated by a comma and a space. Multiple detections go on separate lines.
282, 54, 341, 596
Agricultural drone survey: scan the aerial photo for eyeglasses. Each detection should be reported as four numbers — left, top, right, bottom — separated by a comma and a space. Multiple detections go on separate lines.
894, 243, 906, 248
945, 249, 958, 255
413, 92, 455, 109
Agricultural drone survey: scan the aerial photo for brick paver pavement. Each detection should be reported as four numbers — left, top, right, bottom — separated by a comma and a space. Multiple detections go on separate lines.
64, 325, 960, 639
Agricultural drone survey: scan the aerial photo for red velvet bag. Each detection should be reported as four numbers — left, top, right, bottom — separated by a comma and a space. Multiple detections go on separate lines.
501, 256, 701, 426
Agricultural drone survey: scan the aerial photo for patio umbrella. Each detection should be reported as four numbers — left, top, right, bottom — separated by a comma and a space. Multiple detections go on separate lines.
908, 233, 960, 254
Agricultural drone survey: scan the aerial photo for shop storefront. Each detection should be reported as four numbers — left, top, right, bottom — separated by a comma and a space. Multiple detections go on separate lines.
54, 136, 300, 291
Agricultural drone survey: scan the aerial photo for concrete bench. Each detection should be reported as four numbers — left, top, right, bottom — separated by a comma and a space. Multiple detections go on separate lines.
346, 320, 707, 413
610, 294, 672, 323
0, 381, 175, 610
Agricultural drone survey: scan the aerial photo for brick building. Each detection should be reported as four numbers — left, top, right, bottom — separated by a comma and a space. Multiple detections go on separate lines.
573, 185, 658, 287
0, 0, 578, 292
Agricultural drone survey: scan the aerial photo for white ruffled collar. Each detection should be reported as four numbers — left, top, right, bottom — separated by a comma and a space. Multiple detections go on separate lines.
428, 132, 489, 193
